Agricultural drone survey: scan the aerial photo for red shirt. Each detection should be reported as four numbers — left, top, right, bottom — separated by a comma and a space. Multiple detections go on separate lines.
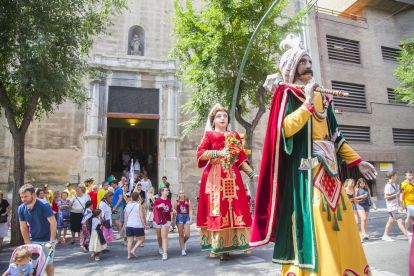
155, 198, 172, 221
176, 199, 189, 215
88, 191, 98, 210
52, 201, 58, 213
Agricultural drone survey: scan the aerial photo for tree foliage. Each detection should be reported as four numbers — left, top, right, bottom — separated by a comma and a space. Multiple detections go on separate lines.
0, 0, 128, 127
168, 0, 306, 136
0, 0, 128, 245
394, 34, 414, 106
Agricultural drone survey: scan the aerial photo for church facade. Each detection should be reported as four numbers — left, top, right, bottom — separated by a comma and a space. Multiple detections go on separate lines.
0, 0, 413, 201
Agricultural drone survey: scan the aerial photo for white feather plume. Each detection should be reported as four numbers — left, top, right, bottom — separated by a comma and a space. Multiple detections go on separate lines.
279, 34, 302, 51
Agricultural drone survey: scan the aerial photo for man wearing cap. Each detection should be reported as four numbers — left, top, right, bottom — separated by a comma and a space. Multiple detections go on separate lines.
250, 34, 377, 275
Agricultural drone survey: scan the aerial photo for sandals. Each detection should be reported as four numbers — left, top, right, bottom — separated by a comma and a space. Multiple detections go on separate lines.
130, 252, 138, 259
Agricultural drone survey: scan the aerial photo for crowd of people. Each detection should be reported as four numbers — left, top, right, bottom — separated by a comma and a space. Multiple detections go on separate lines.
343, 170, 414, 244
5, 172, 195, 276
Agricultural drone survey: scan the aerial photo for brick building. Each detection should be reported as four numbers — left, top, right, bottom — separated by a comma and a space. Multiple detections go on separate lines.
305, 0, 414, 197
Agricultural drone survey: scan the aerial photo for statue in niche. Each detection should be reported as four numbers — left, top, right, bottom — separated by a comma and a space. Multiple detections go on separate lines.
130, 34, 141, 55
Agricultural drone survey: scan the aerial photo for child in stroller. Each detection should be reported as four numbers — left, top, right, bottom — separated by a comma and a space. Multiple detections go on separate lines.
5, 244, 53, 276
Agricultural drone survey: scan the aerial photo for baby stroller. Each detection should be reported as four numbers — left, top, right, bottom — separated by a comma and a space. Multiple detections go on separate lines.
9, 244, 54, 276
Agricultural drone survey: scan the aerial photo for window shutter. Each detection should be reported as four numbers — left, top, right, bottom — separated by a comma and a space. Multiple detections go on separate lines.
387, 88, 408, 105
393, 129, 414, 143
340, 126, 370, 142
332, 81, 366, 110
327, 36, 361, 64
381, 46, 400, 62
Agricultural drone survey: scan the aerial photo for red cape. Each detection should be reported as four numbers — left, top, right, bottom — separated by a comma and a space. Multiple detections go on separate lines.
249, 85, 306, 247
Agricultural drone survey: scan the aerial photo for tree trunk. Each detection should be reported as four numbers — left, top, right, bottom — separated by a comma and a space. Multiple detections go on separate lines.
10, 132, 25, 246
245, 127, 256, 203
234, 86, 267, 203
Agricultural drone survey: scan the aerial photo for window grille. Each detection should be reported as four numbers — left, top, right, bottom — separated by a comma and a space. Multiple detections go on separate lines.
387, 88, 408, 105
339, 126, 370, 142
332, 81, 366, 110
393, 129, 414, 143
381, 46, 400, 62
327, 36, 361, 64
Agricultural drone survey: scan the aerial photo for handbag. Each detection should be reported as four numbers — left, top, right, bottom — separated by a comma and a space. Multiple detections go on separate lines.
153, 205, 167, 225
0, 215, 7, 223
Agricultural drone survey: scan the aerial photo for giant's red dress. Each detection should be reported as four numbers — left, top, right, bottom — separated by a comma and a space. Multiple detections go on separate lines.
196, 131, 252, 254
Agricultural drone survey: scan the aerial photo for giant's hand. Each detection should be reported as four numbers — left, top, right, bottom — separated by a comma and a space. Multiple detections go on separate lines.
357, 161, 377, 180
304, 82, 318, 106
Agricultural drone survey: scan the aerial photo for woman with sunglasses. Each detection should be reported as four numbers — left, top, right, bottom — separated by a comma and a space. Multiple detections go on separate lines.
154, 187, 176, 261
0, 191, 10, 252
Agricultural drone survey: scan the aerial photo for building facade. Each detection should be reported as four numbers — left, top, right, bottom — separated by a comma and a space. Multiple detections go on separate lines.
0, 0, 413, 201
308, 0, 414, 197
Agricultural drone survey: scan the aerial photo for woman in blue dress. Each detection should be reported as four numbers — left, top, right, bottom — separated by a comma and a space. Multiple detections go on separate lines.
57, 191, 71, 243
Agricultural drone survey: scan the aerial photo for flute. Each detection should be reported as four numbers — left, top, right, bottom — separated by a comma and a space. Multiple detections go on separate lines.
263, 73, 350, 97
279, 82, 349, 97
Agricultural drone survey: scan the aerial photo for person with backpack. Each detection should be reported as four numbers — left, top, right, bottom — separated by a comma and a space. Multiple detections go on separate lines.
124, 192, 146, 259
173, 190, 193, 256
80, 201, 93, 251
382, 171, 411, 242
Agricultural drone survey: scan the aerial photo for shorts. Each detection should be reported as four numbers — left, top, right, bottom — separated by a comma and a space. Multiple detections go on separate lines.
153, 221, 171, 229
176, 213, 190, 225
357, 204, 370, 212
126, 227, 145, 238
407, 205, 414, 217
389, 210, 402, 220
31, 239, 56, 265
111, 206, 124, 221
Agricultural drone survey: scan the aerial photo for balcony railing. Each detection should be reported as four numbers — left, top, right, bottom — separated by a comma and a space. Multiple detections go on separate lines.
316, 7, 366, 22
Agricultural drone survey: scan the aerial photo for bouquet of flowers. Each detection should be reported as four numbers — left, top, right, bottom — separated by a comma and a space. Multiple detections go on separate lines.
221, 134, 244, 174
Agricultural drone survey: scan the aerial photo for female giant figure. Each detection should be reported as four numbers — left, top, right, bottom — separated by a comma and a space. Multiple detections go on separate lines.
196, 104, 258, 261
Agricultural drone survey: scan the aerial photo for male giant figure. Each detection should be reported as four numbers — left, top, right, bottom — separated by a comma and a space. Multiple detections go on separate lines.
250, 34, 376, 275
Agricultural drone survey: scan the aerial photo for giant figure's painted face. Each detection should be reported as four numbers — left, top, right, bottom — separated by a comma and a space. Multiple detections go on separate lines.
295, 54, 313, 84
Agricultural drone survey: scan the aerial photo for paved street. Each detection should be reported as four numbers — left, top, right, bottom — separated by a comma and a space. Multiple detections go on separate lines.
0, 204, 410, 275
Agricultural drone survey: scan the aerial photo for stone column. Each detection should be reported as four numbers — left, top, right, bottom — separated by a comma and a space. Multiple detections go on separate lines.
161, 82, 181, 195
81, 80, 104, 184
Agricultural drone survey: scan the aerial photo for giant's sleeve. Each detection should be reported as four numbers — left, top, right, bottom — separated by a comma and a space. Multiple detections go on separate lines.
337, 143, 362, 167
283, 102, 314, 138
196, 132, 212, 168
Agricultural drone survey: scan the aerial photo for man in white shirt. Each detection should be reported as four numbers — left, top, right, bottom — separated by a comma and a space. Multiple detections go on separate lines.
382, 171, 411, 243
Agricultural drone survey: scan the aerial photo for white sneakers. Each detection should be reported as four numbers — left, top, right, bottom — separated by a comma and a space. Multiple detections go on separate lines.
162, 253, 168, 261
123, 240, 128, 246
159, 247, 163, 255
182, 250, 186, 256
115, 234, 122, 240
382, 236, 395, 242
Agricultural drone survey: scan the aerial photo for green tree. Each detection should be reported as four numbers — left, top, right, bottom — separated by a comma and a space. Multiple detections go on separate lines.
168, 0, 305, 194
394, 35, 414, 106
0, 0, 128, 245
